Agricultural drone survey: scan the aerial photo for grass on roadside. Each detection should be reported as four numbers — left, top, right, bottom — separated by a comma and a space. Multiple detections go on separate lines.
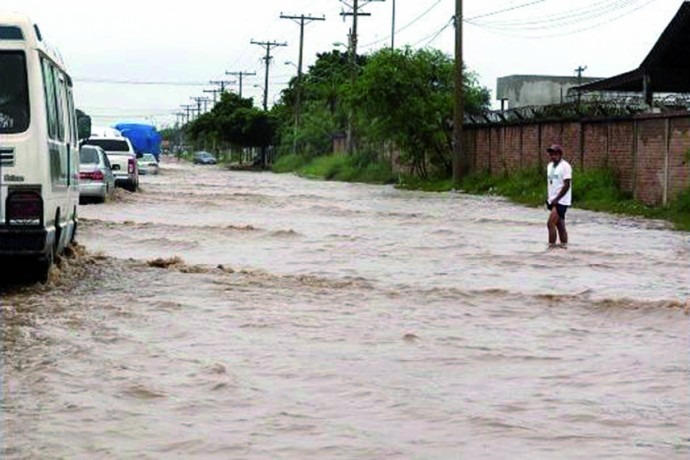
272, 154, 689, 231
457, 167, 690, 231
272, 154, 396, 185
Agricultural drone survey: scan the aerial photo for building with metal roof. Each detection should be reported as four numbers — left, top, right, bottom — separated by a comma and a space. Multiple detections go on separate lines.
576, 1, 690, 107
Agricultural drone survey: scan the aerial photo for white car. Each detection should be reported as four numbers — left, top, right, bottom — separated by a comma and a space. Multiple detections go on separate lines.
137, 153, 159, 175
82, 136, 139, 192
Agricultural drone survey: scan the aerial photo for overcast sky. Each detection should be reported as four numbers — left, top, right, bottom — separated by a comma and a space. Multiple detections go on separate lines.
1, 0, 682, 127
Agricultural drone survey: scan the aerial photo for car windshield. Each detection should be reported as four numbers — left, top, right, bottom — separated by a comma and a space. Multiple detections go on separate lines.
80, 148, 100, 164
84, 139, 130, 152
0, 51, 30, 134
142, 154, 156, 162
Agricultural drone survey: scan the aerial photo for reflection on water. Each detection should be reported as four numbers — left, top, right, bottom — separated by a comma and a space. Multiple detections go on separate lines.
2, 161, 689, 459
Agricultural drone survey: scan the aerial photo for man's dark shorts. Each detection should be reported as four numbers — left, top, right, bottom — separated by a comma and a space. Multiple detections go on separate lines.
547, 203, 569, 220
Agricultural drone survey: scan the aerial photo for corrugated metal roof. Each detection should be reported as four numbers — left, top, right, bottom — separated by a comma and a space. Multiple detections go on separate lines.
577, 1, 690, 94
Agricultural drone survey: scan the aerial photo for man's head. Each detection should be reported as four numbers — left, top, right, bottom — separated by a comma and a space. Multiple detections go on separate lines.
547, 144, 563, 164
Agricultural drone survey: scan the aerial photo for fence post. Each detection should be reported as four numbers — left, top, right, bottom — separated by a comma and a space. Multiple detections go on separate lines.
664, 118, 671, 206
632, 119, 639, 199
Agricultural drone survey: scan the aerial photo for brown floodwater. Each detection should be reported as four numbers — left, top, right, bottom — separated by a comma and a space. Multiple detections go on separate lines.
2, 160, 689, 459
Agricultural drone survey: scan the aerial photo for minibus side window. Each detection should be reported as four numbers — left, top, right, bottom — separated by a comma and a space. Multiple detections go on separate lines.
53, 68, 65, 142
41, 58, 58, 139
66, 86, 77, 145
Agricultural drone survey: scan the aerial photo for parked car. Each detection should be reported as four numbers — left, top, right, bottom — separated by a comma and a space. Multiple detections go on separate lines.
82, 136, 139, 192
193, 151, 217, 165
79, 145, 115, 203
137, 153, 159, 175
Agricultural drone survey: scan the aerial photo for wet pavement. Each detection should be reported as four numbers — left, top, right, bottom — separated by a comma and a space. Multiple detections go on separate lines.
2, 160, 689, 459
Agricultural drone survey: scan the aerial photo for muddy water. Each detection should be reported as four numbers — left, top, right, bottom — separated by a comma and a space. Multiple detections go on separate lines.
2, 161, 689, 459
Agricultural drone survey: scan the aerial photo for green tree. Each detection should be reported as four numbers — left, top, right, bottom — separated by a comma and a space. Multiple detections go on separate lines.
186, 91, 277, 150
352, 47, 490, 177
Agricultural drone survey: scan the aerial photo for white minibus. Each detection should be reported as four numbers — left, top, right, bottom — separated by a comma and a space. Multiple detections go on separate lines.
0, 14, 79, 280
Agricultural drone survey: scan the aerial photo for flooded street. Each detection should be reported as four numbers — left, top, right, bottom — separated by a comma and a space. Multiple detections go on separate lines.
2, 161, 689, 459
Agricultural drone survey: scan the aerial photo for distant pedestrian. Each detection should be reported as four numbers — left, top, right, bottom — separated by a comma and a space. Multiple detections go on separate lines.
545, 144, 572, 248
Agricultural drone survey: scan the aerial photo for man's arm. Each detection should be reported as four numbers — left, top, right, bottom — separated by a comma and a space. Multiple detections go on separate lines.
550, 179, 571, 206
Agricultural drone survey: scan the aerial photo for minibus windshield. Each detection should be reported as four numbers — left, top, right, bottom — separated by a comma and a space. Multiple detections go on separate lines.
0, 51, 30, 134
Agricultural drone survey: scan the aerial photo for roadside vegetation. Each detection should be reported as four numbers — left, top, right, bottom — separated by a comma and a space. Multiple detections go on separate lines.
401, 167, 690, 231
169, 45, 687, 232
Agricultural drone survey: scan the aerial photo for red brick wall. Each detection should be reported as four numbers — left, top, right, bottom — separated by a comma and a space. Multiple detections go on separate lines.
668, 117, 690, 202
465, 113, 690, 206
608, 121, 635, 195
583, 123, 609, 170
635, 119, 667, 205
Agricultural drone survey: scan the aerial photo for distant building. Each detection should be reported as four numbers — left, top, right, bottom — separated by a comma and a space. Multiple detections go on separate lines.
496, 75, 603, 109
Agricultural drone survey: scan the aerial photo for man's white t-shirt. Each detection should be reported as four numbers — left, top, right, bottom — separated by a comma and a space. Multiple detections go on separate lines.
547, 160, 572, 206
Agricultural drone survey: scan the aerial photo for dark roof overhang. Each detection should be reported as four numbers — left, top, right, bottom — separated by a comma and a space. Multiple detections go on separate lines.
577, 1, 690, 94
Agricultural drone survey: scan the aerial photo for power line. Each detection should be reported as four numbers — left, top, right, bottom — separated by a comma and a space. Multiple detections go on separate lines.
74, 78, 208, 86
467, 0, 658, 38
468, 0, 646, 30
414, 18, 455, 48
361, 0, 443, 50
465, 0, 548, 21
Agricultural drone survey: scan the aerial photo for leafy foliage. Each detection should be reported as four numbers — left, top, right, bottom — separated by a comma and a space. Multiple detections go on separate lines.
274, 47, 491, 177
186, 92, 277, 149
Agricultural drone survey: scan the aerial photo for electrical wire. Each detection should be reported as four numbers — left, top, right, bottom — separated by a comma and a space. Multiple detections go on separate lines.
412, 18, 455, 48
467, 0, 658, 38
465, 0, 548, 21
75, 78, 208, 87
360, 0, 444, 49
468, 0, 646, 30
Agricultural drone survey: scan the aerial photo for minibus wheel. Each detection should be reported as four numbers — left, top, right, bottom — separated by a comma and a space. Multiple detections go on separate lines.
54, 210, 62, 253
70, 206, 78, 244
35, 246, 55, 284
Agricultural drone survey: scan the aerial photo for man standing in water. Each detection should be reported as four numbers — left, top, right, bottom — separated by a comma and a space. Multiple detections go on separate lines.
546, 144, 572, 247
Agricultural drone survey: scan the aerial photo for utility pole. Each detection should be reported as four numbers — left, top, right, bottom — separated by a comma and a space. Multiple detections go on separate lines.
251, 40, 288, 111
210, 79, 234, 93
280, 13, 326, 152
226, 71, 256, 98
391, 0, 396, 49
181, 104, 195, 124
452, 0, 465, 186
203, 88, 222, 105
575, 65, 587, 84
192, 96, 210, 115
575, 65, 587, 105
174, 112, 186, 150
341, 0, 384, 154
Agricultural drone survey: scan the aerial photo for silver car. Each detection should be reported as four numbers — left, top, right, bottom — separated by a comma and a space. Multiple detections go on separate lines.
79, 145, 116, 203
138, 153, 160, 175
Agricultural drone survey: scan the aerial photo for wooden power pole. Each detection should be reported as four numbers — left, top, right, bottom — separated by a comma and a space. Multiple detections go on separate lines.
341, 0, 384, 154
280, 13, 326, 153
251, 40, 288, 111
226, 71, 256, 99
453, 0, 465, 186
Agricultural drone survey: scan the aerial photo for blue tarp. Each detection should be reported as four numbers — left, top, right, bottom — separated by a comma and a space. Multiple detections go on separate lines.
113, 123, 162, 159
